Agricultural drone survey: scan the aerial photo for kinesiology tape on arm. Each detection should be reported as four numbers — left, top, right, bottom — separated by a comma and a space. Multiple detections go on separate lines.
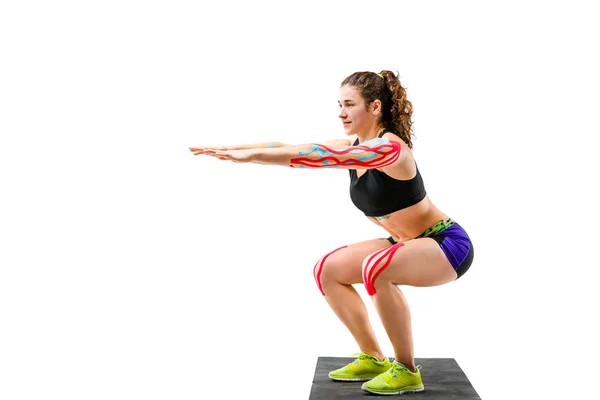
289, 138, 401, 169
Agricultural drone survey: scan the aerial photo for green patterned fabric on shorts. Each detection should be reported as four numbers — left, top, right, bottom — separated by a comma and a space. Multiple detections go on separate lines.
415, 218, 455, 239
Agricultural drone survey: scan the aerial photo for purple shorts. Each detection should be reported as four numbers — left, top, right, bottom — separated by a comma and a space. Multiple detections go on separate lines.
387, 219, 474, 279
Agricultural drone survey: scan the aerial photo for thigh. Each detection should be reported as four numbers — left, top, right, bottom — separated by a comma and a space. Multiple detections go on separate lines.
315, 237, 393, 285
365, 238, 458, 288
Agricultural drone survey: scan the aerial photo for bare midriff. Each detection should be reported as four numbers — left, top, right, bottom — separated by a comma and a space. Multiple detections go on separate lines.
367, 195, 449, 242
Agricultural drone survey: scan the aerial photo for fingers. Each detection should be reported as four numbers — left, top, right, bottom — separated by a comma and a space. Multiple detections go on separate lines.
190, 148, 213, 156
204, 149, 230, 161
190, 147, 233, 162
189, 146, 228, 156
189, 146, 225, 151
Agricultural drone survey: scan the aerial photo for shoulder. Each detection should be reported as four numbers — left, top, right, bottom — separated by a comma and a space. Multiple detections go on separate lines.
380, 132, 410, 152
379, 132, 416, 178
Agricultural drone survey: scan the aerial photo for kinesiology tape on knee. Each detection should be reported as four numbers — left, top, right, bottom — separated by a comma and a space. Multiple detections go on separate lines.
313, 245, 347, 296
363, 243, 404, 295
290, 138, 401, 169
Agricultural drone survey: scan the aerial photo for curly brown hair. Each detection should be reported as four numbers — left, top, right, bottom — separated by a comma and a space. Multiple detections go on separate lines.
341, 70, 414, 148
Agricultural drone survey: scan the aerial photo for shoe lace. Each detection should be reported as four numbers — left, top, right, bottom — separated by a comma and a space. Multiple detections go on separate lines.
350, 352, 373, 365
392, 364, 406, 378
390, 363, 422, 379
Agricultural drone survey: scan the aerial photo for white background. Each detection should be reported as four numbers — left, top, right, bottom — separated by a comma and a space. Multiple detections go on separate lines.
1, 1, 599, 399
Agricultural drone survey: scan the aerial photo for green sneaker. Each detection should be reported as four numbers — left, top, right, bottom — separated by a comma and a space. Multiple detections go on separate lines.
328, 353, 392, 382
361, 362, 424, 395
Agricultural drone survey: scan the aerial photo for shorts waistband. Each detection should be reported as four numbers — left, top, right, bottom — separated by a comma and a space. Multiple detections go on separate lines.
414, 218, 455, 239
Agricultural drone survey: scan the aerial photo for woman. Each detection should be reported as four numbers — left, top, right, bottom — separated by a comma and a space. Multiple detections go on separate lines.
190, 70, 474, 396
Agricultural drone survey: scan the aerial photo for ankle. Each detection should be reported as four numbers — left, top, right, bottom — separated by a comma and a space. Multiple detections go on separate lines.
364, 351, 386, 362
394, 359, 416, 373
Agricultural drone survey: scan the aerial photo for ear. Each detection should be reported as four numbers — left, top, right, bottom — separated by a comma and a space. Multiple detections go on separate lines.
370, 99, 382, 116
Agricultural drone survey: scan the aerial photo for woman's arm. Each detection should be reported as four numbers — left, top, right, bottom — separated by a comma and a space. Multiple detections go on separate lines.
223, 141, 291, 150
249, 137, 401, 169
190, 141, 290, 155
191, 137, 353, 154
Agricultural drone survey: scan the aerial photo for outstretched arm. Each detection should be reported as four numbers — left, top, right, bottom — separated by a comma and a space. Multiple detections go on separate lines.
288, 138, 400, 169
190, 141, 290, 155
190, 138, 352, 155
203, 138, 401, 169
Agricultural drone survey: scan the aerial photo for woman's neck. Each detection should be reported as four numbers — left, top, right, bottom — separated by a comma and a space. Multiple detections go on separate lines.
356, 126, 386, 144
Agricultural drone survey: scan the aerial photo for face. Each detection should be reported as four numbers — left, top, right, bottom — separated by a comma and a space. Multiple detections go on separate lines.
338, 85, 379, 135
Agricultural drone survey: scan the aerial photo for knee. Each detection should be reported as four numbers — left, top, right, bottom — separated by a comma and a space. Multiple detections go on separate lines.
313, 245, 347, 295
362, 243, 404, 295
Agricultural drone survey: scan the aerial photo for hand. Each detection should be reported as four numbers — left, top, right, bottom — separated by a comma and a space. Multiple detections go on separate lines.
189, 145, 227, 155
202, 149, 255, 163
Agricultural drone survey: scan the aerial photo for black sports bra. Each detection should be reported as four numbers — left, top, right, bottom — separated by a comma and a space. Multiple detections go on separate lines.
348, 133, 426, 217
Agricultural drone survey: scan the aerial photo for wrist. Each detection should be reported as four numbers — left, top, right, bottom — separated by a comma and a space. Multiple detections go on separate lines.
250, 148, 289, 166
249, 148, 264, 163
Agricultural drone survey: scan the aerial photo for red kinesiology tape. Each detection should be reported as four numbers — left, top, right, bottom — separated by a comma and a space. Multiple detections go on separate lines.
362, 243, 404, 295
313, 245, 348, 295
290, 141, 401, 169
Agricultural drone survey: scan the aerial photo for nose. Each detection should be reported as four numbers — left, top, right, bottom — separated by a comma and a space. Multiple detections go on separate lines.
338, 108, 347, 119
